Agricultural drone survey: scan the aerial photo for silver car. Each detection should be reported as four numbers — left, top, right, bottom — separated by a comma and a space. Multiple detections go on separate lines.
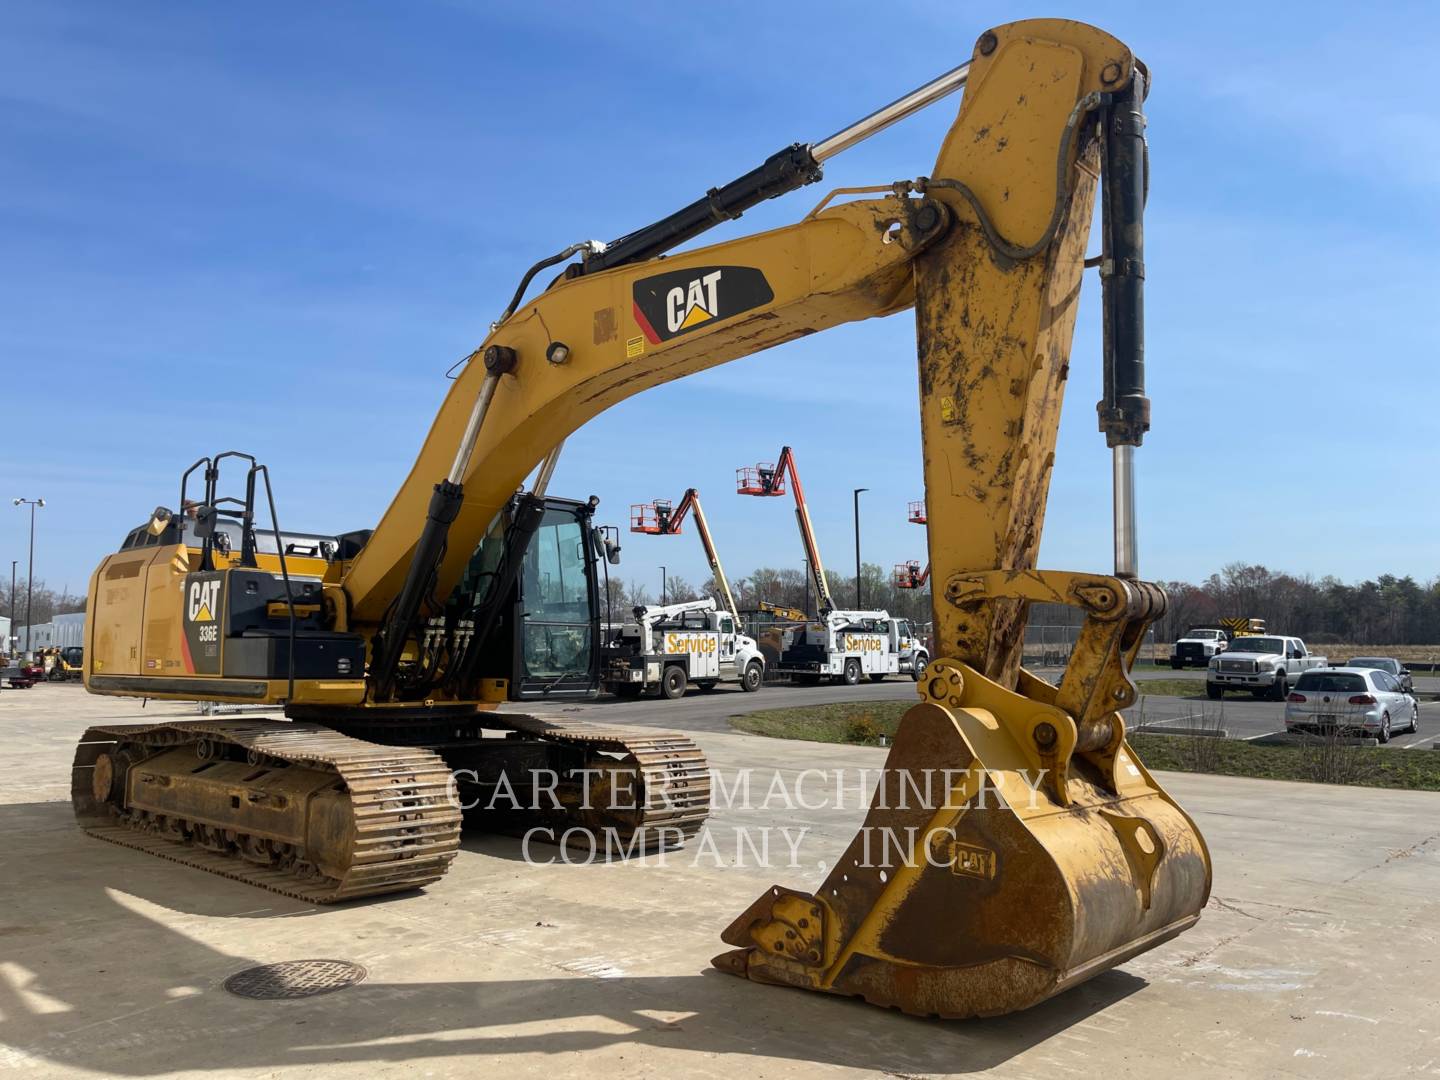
1346, 656, 1415, 694
1284, 667, 1419, 743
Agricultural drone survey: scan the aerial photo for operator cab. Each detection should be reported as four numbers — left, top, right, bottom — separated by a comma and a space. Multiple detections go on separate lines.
447, 495, 606, 700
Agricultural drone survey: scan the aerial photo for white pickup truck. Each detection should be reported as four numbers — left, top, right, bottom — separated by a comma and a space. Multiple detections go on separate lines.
1206, 635, 1328, 701
1171, 627, 1228, 669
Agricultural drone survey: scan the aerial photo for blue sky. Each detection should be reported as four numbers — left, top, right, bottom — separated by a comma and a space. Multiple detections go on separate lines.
3, 1, 1437, 599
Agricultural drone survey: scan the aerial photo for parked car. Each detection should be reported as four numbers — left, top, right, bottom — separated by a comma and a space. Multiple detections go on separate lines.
1345, 656, 1414, 694
1207, 636, 1328, 701
1285, 667, 1419, 743
1171, 627, 1228, 669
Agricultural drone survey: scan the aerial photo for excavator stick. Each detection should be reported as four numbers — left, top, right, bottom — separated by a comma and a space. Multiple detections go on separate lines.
716, 19, 1211, 1017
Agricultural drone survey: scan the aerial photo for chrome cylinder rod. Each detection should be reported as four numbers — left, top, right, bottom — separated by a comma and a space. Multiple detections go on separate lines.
447, 373, 501, 485
1113, 444, 1137, 578
531, 439, 565, 498
812, 61, 972, 162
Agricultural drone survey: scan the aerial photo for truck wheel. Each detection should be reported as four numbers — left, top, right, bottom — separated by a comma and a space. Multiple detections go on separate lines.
911, 655, 928, 681
1268, 673, 1288, 702
1206, 684, 1223, 700
1170, 658, 1183, 670
661, 665, 687, 700
843, 659, 861, 686
868, 673, 886, 683
740, 661, 763, 692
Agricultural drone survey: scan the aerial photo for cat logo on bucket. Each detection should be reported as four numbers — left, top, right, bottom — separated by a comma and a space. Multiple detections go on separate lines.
188, 578, 221, 622
631, 265, 774, 344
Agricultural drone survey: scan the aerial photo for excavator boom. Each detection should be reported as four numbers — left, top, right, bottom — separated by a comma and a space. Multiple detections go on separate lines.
77, 17, 1209, 1019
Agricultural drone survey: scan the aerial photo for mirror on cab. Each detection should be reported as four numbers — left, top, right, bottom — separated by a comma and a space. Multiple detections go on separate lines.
593, 526, 622, 565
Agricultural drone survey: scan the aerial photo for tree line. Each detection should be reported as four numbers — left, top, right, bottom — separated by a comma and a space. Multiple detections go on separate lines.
1, 579, 86, 629
1157, 563, 1440, 645
599, 562, 933, 623
600, 559, 1440, 646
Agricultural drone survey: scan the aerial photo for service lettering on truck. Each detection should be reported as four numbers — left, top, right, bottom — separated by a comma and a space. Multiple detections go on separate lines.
843, 634, 883, 652
666, 633, 718, 655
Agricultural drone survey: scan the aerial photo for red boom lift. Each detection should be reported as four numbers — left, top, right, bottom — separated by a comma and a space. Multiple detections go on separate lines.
736, 446, 834, 615
629, 488, 739, 616
894, 498, 931, 589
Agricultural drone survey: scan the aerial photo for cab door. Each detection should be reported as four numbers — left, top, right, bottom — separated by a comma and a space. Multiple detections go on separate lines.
717, 613, 737, 669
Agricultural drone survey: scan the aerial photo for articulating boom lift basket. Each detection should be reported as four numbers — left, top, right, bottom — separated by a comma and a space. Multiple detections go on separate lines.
736, 465, 783, 497
629, 500, 675, 534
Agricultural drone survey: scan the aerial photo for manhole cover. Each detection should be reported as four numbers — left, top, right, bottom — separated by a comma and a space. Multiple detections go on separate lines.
223, 959, 367, 1000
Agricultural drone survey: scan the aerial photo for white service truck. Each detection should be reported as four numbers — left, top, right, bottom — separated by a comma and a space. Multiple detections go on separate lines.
1206, 635, 1328, 701
602, 598, 765, 699
775, 609, 926, 685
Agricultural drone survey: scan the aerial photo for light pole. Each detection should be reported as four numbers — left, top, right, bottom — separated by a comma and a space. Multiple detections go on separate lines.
659, 565, 667, 605
13, 498, 44, 657
8, 560, 14, 656
852, 488, 868, 609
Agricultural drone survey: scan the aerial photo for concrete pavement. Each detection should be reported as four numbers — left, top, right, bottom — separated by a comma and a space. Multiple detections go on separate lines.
3, 684, 1439, 1078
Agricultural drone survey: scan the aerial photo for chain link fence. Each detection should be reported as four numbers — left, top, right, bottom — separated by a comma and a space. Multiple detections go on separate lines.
1022, 624, 1158, 670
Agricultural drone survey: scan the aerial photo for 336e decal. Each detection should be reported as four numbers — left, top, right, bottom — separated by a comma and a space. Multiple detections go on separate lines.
631, 265, 773, 344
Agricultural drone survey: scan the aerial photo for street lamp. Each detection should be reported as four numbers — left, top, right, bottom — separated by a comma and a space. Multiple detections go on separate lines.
852, 488, 868, 609
7, 560, 14, 656
659, 565, 667, 606
13, 498, 44, 657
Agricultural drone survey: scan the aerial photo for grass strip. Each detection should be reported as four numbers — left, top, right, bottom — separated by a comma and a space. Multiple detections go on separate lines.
730, 702, 1440, 791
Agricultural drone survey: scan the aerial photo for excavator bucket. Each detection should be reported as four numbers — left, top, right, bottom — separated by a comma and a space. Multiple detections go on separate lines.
716, 575, 1213, 1018
716, 667, 1211, 1018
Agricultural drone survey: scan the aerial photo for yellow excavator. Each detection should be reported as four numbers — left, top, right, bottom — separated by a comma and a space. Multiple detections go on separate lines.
74, 18, 1210, 1018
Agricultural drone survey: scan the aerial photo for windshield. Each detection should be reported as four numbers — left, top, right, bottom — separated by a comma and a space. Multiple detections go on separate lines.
1228, 637, 1285, 654
1295, 671, 1366, 693
1347, 658, 1398, 674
